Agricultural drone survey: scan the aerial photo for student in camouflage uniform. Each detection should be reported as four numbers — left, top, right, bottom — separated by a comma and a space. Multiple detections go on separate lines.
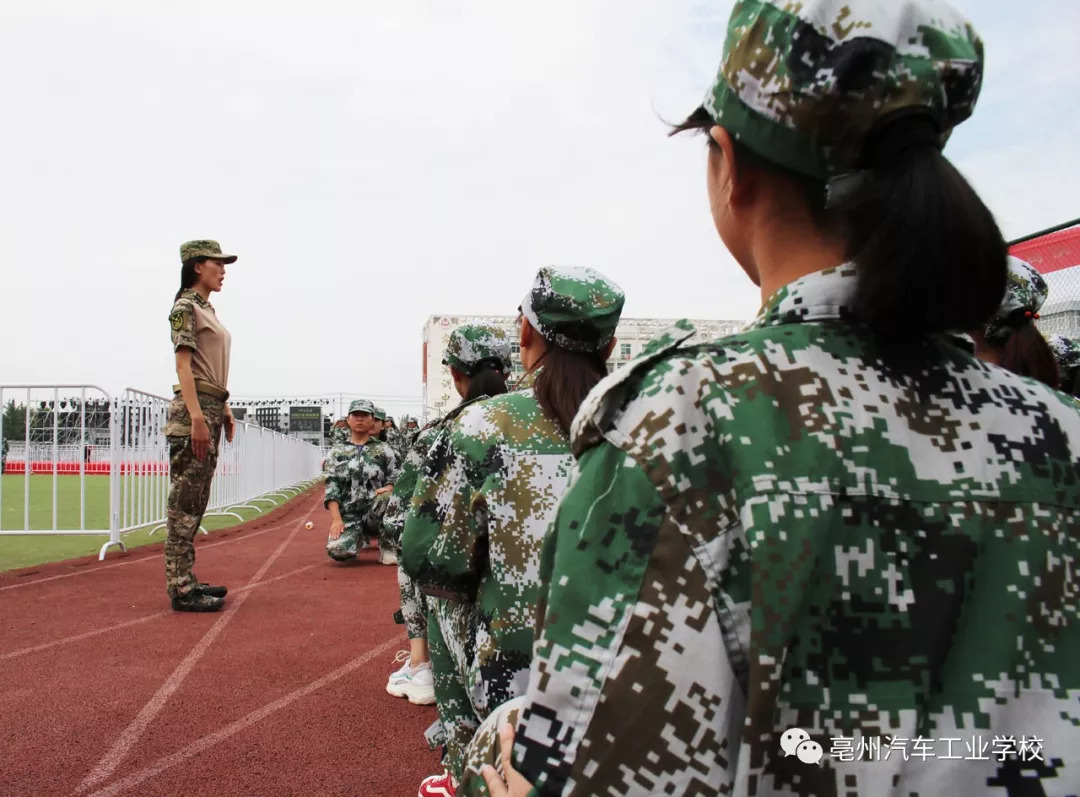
322, 399, 398, 561
1048, 334, 1080, 397
404, 269, 625, 797
383, 325, 514, 711
970, 256, 1060, 388
467, 2, 1080, 796
163, 240, 237, 613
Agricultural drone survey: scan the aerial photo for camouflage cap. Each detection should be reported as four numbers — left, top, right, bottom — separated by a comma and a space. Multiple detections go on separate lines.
985, 256, 1048, 343
1046, 334, 1080, 374
372, 406, 387, 421
443, 324, 514, 375
702, 0, 984, 180
520, 267, 625, 353
347, 399, 374, 415
179, 239, 237, 265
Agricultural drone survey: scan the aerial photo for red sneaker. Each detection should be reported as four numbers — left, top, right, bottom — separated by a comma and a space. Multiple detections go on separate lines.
418, 770, 458, 797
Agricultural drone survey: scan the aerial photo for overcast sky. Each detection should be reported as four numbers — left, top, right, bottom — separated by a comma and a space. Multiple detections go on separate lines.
2, 0, 1077, 420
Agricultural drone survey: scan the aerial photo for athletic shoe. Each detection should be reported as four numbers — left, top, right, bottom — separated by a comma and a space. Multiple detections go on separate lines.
387, 659, 436, 705
418, 770, 457, 797
379, 548, 398, 565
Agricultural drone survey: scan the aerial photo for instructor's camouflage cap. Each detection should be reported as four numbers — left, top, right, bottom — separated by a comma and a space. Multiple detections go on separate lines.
347, 399, 374, 415
443, 325, 513, 376
180, 239, 237, 265
703, 0, 984, 180
372, 406, 387, 421
520, 267, 625, 353
1047, 335, 1080, 375
985, 257, 1048, 343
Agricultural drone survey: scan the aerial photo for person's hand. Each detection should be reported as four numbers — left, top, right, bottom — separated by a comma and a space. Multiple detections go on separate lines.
481, 724, 534, 797
328, 519, 344, 540
190, 416, 211, 460
375, 485, 393, 496
223, 407, 236, 443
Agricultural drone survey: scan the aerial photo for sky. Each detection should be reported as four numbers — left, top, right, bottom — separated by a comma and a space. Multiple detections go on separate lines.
2, 0, 1077, 421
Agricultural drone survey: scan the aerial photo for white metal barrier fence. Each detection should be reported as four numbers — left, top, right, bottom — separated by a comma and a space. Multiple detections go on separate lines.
1, 384, 324, 560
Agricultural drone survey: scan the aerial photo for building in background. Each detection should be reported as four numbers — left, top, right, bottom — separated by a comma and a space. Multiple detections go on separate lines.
422, 314, 748, 421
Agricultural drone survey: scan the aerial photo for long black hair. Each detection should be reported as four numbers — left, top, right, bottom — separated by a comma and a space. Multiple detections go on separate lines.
462, 358, 510, 403
174, 258, 206, 301
533, 346, 608, 437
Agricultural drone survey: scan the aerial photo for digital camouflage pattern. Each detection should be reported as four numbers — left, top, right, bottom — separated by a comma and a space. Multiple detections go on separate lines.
179, 239, 236, 264
704, 0, 984, 180
164, 396, 224, 597
386, 403, 486, 640
1047, 335, 1080, 393
349, 398, 375, 415
985, 257, 1048, 343
323, 438, 399, 560
443, 324, 514, 375
477, 265, 1080, 796
520, 267, 625, 353
327, 422, 350, 447
401, 370, 575, 780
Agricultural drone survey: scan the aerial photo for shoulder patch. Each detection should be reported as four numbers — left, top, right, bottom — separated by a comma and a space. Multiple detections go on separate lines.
170, 312, 184, 331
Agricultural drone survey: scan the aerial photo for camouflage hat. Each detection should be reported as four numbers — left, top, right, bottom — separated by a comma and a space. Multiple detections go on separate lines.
520, 267, 625, 353
372, 406, 387, 421
985, 256, 1048, 343
1046, 335, 1080, 375
179, 239, 237, 265
443, 324, 513, 376
347, 399, 374, 415
702, 0, 984, 181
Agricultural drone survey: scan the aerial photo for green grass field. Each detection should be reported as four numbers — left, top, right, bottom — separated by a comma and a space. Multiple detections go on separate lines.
0, 474, 314, 572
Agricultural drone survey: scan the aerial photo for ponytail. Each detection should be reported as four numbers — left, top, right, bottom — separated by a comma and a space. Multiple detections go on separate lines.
174, 259, 204, 301
464, 359, 510, 403
843, 114, 1007, 341
534, 346, 607, 436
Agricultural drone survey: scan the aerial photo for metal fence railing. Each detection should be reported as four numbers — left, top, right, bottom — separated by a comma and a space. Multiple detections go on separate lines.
1, 384, 324, 560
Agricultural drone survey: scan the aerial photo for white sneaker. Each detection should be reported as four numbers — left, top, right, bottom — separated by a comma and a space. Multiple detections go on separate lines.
387, 650, 412, 688
387, 660, 436, 705
379, 548, 398, 565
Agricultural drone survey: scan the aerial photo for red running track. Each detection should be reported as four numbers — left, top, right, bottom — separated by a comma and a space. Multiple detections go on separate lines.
0, 488, 441, 797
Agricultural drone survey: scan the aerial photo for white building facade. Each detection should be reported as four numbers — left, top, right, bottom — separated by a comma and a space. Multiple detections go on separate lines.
422, 314, 747, 421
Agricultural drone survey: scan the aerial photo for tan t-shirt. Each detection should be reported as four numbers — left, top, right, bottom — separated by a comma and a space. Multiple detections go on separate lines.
169, 289, 231, 391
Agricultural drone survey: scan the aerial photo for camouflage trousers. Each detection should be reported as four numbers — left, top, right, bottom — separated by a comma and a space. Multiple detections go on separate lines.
457, 696, 525, 797
397, 564, 428, 639
326, 514, 367, 561
428, 597, 532, 780
429, 597, 481, 780
164, 406, 222, 598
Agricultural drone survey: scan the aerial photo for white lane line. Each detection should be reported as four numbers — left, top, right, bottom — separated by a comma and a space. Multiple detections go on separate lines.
2, 494, 318, 592
82, 636, 401, 797
73, 505, 316, 795
0, 564, 319, 662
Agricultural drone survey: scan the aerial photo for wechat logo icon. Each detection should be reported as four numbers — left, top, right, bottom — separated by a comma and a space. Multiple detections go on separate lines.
780, 727, 824, 765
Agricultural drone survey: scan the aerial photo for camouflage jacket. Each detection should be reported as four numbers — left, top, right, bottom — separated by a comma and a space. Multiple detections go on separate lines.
381, 423, 443, 551
509, 264, 1080, 796
322, 438, 399, 520
401, 371, 573, 655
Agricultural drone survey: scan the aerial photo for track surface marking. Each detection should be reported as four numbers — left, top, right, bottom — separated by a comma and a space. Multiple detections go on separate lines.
0, 489, 441, 797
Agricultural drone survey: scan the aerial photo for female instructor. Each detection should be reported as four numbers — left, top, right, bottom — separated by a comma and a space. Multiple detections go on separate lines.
163, 239, 237, 613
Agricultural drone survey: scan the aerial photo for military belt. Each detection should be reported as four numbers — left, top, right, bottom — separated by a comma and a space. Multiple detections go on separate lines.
172, 380, 230, 402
